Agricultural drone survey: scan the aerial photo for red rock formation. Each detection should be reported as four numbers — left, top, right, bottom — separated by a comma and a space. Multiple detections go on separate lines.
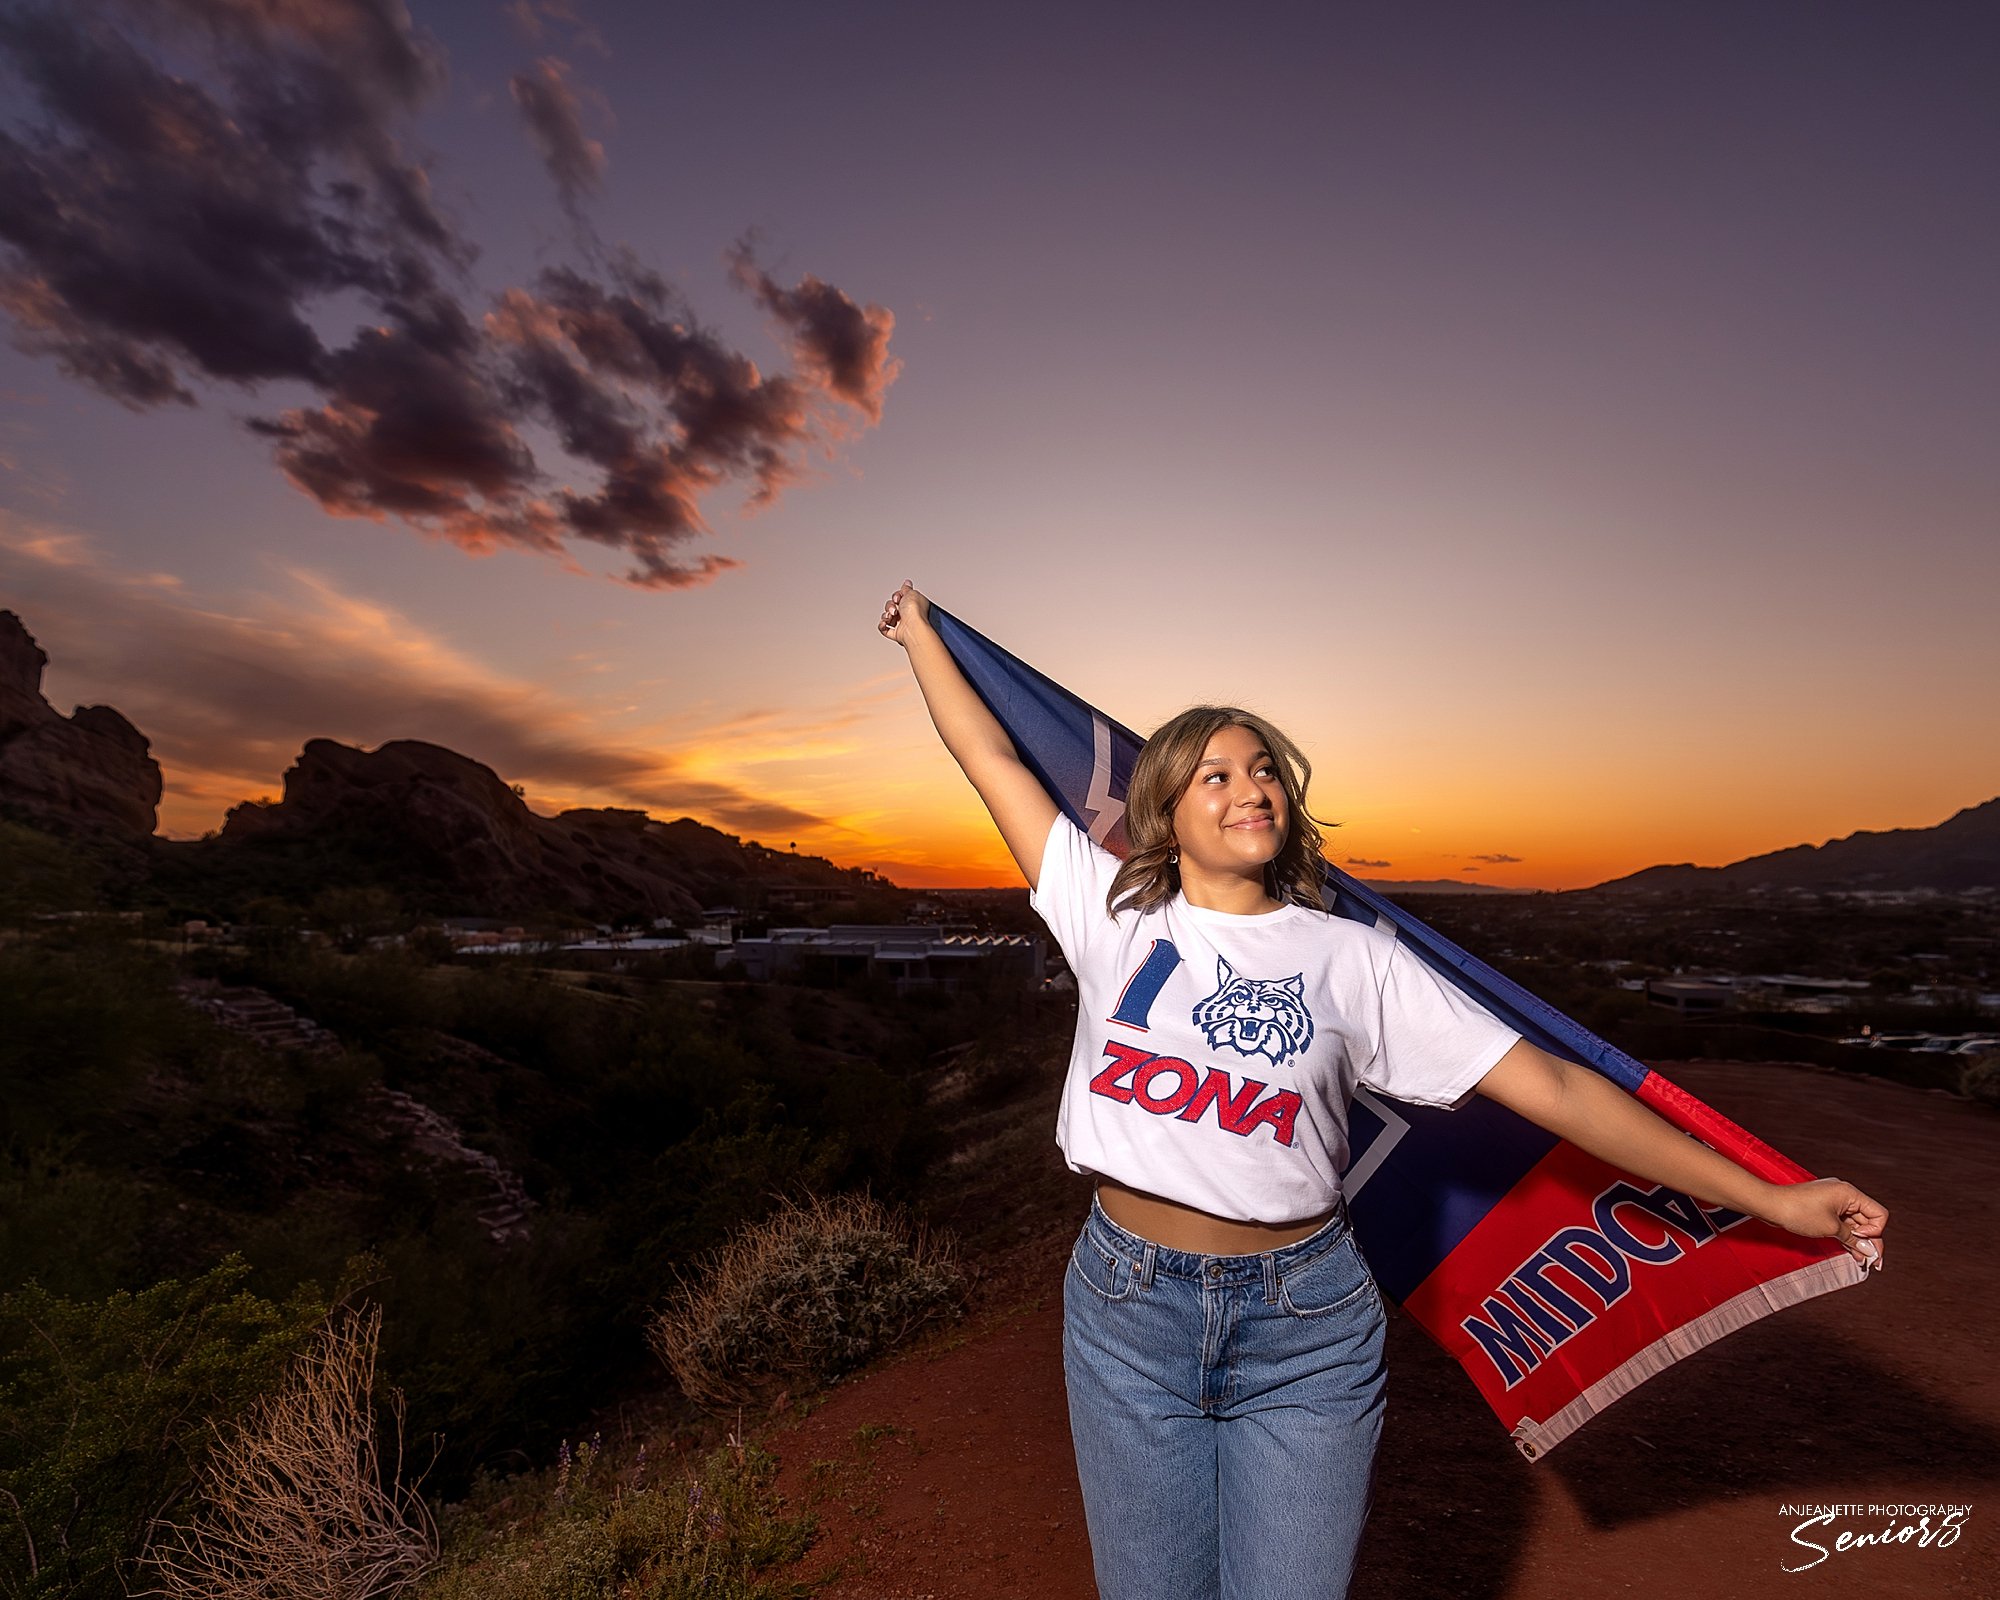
0, 610, 162, 838
213, 736, 873, 921
3, 611, 880, 918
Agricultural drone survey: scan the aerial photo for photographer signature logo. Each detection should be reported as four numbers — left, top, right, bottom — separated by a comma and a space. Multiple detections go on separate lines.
1779, 1503, 1970, 1572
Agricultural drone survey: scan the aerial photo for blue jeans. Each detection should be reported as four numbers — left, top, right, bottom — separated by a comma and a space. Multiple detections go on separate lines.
1063, 1193, 1388, 1600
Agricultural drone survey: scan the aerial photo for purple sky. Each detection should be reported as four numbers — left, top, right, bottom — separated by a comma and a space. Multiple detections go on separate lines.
2, 1, 1995, 887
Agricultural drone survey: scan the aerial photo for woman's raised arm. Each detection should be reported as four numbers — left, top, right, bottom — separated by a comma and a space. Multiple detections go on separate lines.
879, 581, 1059, 889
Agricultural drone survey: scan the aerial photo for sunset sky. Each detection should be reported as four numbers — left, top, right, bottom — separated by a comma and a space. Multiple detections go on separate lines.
1, 2, 1995, 890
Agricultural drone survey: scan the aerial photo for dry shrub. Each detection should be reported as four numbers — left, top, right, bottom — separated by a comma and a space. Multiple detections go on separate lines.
649, 1192, 967, 1410
141, 1302, 438, 1600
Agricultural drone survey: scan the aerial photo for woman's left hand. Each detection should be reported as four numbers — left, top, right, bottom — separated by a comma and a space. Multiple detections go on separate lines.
1758, 1177, 1888, 1271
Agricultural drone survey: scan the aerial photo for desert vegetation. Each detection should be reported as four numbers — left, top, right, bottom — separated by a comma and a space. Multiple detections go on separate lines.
141, 1303, 436, 1600
650, 1193, 968, 1411
0, 866, 1036, 1597
0, 1256, 334, 1600
1960, 1052, 2000, 1107
419, 1430, 817, 1600
3, 802, 1994, 1598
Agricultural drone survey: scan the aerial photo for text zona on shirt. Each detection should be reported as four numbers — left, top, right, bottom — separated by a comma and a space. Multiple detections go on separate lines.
1089, 1039, 1303, 1146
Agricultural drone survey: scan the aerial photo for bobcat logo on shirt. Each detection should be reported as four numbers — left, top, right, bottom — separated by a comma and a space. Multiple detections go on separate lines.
1190, 957, 1314, 1069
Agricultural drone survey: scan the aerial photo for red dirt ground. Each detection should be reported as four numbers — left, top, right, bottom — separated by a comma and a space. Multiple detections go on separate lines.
766, 1060, 1998, 1600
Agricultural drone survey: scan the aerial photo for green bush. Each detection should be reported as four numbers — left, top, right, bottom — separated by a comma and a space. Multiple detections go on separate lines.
0, 936, 205, 1153
0, 1144, 157, 1302
423, 1436, 817, 1600
0, 1255, 342, 1600
1960, 1052, 2000, 1108
238, 945, 442, 1042
0, 821, 102, 923
369, 1203, 609, 1490
649, 1194, 966, 1411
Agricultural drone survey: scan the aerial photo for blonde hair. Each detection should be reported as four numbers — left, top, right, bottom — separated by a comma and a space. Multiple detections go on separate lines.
1105, 706, 1333, 917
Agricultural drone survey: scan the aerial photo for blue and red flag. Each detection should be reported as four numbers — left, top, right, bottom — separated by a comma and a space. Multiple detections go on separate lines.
929, 602, 1869, 1459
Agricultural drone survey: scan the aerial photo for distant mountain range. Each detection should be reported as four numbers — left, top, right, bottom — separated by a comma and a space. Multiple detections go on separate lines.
1345, 877, 1534, 897
1360, 795, 2000, 897
1584, 796, 2000, 894
3, 608, 1994, 911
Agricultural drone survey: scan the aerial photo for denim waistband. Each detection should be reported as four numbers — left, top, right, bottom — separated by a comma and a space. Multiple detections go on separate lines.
1083, 1191, 1353, 1288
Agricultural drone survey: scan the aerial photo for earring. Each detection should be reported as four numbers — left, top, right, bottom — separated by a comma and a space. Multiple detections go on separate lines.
1169, 847, 1179, 867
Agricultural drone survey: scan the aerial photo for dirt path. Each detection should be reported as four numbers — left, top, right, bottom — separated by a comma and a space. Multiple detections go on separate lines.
768, 1061, 1998, 1599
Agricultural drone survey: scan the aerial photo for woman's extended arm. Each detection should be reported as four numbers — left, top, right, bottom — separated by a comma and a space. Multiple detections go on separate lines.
1475, 1039, 1889, 1269
879, 581, 1059, 889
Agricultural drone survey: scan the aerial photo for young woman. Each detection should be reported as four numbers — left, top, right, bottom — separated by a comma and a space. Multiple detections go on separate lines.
878, 580, 1888, 1600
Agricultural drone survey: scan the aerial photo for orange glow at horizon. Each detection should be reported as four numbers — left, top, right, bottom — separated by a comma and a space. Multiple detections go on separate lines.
151, 751, 1989, 897
109, 533, 1994, 892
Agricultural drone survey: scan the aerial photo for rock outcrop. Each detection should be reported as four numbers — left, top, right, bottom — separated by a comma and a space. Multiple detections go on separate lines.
209, 735, 872, 921
0, 610, 162, 838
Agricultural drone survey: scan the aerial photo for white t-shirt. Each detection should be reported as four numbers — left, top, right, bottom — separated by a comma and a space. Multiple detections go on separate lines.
1031, 813, 1523, 1225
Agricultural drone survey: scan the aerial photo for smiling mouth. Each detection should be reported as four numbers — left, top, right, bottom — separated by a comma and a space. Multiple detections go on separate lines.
1229, 815, 1274, 830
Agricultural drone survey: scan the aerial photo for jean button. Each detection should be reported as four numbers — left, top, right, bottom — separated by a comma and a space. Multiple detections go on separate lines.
1206, 1262, 1222, 1279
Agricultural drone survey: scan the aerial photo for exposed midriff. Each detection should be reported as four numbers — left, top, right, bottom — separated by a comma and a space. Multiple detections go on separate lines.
1094, 1177, 1337, 1255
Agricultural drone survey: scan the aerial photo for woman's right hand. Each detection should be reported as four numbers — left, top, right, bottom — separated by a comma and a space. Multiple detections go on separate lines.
877, 579, 931, 647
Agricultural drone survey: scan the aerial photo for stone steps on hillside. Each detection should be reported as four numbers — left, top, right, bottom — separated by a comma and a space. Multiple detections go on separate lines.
174, 978, 337, 1054
172, 978, 533, 1245
369, 1085, 536, 1245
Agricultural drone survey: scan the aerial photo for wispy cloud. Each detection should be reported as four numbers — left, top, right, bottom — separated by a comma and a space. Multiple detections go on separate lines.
1470, 852, 1522, 864
508, 56, 606, 221
504, 0, 608, 58
729, 238, 902, 425
0, 2, 896, 589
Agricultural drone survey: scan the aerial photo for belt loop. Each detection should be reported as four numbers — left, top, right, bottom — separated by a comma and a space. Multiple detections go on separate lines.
1140, 1242, 1157, 1289
1261, 1251, 1279, 1303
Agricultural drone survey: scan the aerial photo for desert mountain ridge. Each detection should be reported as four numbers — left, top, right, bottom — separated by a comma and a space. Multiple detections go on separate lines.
0, 610, 879, 921
1588, 795, 2000, 895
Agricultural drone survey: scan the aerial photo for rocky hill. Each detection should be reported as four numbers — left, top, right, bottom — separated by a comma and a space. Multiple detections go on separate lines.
0, 611, 881, 921
0, 610, 162, 840
198, 735, 874, 922
1590, 797, 2000, 895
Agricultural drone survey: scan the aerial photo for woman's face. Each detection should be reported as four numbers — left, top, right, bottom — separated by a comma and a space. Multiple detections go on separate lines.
1170, 724, 1289, 882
